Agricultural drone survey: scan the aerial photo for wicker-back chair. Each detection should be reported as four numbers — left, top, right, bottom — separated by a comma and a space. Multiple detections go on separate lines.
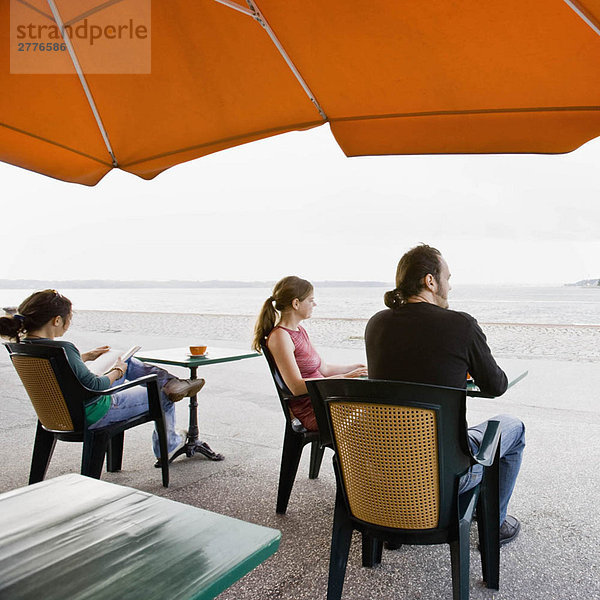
5, 342, 170, 487
307, 378, 501, 600
260, 341, 325, 514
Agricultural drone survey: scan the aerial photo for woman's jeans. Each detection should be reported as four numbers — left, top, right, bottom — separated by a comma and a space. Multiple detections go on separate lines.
88, 358, 184, 458
457, 414, 526, 525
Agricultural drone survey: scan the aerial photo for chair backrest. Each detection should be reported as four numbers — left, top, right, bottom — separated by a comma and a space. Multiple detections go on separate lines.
4, 342, 97, 433
306, 378, 471, 533
260, 341, 299, 426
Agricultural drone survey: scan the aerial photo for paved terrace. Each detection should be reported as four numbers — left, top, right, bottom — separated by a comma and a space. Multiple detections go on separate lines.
1, 326, 598, 600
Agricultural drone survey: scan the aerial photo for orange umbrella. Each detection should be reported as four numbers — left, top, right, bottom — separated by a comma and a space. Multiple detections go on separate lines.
2, 0, 600, 186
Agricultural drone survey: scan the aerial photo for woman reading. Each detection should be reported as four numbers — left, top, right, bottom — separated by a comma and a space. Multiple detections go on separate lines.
0, 289, 204, 462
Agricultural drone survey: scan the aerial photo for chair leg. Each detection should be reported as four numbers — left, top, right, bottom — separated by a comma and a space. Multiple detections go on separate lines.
478, 447, 501, 589
154, 416, 170, 488
450, 520, 471, 600
375, 538, 383, 564
328, 486, 354, 600
29, 421, 57, 484
309, 440, 325, 479
82, 430, 109, 479
362, 534, 374, 567
147, 378, 169, 487
276, 427, 305, 514
107, 432, 124, 472
361, 534, 382, 567
478, 508, 500, 590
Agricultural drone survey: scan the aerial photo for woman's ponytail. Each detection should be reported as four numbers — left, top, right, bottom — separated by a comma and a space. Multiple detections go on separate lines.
252, 296, 278, 352
0, 314, 26, 341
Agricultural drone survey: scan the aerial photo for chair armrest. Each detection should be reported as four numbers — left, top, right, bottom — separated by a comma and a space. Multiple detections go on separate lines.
87, 374, 159, 396
471, 419, 501, 467
84, 375, 163, 419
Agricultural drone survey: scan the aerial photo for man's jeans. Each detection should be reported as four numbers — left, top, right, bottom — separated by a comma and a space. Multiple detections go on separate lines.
457, 414, 526, 525
89, 358, 184, 457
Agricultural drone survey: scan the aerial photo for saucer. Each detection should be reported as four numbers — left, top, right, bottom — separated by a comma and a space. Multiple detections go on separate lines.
187, 352, 208, 358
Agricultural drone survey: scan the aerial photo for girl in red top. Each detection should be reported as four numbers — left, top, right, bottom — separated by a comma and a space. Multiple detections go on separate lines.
252, 276, 367, 431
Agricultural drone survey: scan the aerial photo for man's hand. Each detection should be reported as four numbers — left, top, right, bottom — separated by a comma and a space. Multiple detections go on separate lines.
343, 365, 368, 378
81, 346, 111, 362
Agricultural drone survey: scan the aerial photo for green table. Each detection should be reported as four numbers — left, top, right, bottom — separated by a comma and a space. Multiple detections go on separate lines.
467, 367, 528, 398
356, 368, 528, 398
0, 474, 280, 600
137, 347, 259, 462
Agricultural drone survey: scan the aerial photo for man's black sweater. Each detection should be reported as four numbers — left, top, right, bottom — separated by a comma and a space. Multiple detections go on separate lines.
365, 302, 507, 396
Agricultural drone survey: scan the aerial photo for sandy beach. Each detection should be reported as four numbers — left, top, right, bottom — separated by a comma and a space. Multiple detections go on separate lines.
73, 309, 600, 362
1, 310, 599, 599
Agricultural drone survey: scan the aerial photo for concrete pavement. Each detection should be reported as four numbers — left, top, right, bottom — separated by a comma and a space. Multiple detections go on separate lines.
1, 327, 599, 599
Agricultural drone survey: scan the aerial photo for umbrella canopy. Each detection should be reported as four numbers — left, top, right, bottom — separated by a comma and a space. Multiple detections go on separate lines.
2, 0, 600, 185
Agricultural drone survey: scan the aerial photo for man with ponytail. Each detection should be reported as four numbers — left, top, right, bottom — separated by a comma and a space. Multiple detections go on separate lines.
254, 276, 367, 431
365, 244, 525, 547
1, 290, 204, 464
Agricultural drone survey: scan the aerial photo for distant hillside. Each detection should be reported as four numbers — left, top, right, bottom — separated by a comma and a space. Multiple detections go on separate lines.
0, 279, 388, 289
566, 279, 600, 287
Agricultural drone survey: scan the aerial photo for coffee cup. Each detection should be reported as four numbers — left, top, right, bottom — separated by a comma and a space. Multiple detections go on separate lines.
189, 345, 207, 356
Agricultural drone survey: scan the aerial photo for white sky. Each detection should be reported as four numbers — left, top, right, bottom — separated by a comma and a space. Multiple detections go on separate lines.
2, 123, 599, 286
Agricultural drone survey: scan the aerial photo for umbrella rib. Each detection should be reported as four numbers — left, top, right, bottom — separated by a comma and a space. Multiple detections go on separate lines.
562, 0, 600, 38
62, 0, 128, 28
331, 105, 600, 123
248, 1, 327, 120
213, 0, 327, 121
46, 0, 118, 168
213, 0, 255, 17
14, 0, 53, 22
0, 122, 113, 166
120, 119, 324, 168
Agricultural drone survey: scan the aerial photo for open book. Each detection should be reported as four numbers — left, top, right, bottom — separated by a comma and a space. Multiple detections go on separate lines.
86, 345, 141, 376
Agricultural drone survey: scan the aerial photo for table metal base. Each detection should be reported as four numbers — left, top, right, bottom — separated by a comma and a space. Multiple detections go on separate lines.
155, 364, 225, 467
155, 437, 224, 467
137, 348, 260, 470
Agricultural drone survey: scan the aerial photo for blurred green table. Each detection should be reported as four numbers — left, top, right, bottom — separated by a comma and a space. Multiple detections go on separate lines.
0, 474, 280, 600
137, 347, 259, 463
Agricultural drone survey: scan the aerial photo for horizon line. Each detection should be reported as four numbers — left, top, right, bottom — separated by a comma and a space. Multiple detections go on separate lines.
0, 278, 596, 288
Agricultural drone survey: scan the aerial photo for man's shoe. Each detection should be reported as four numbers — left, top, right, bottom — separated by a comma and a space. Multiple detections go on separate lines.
163, 377, 205, 402
499, 515, 521, 546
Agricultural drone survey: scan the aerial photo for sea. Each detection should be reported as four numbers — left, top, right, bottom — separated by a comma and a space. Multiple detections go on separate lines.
2, 285, 600, 326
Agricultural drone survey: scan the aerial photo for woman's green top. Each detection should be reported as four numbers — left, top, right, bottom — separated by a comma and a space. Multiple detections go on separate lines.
23, 338, 111, 425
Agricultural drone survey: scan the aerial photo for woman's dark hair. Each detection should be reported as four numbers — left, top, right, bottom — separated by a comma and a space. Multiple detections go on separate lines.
252, 276, 313, 352
0, 289, 72, 341
384, 244, 442, 309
